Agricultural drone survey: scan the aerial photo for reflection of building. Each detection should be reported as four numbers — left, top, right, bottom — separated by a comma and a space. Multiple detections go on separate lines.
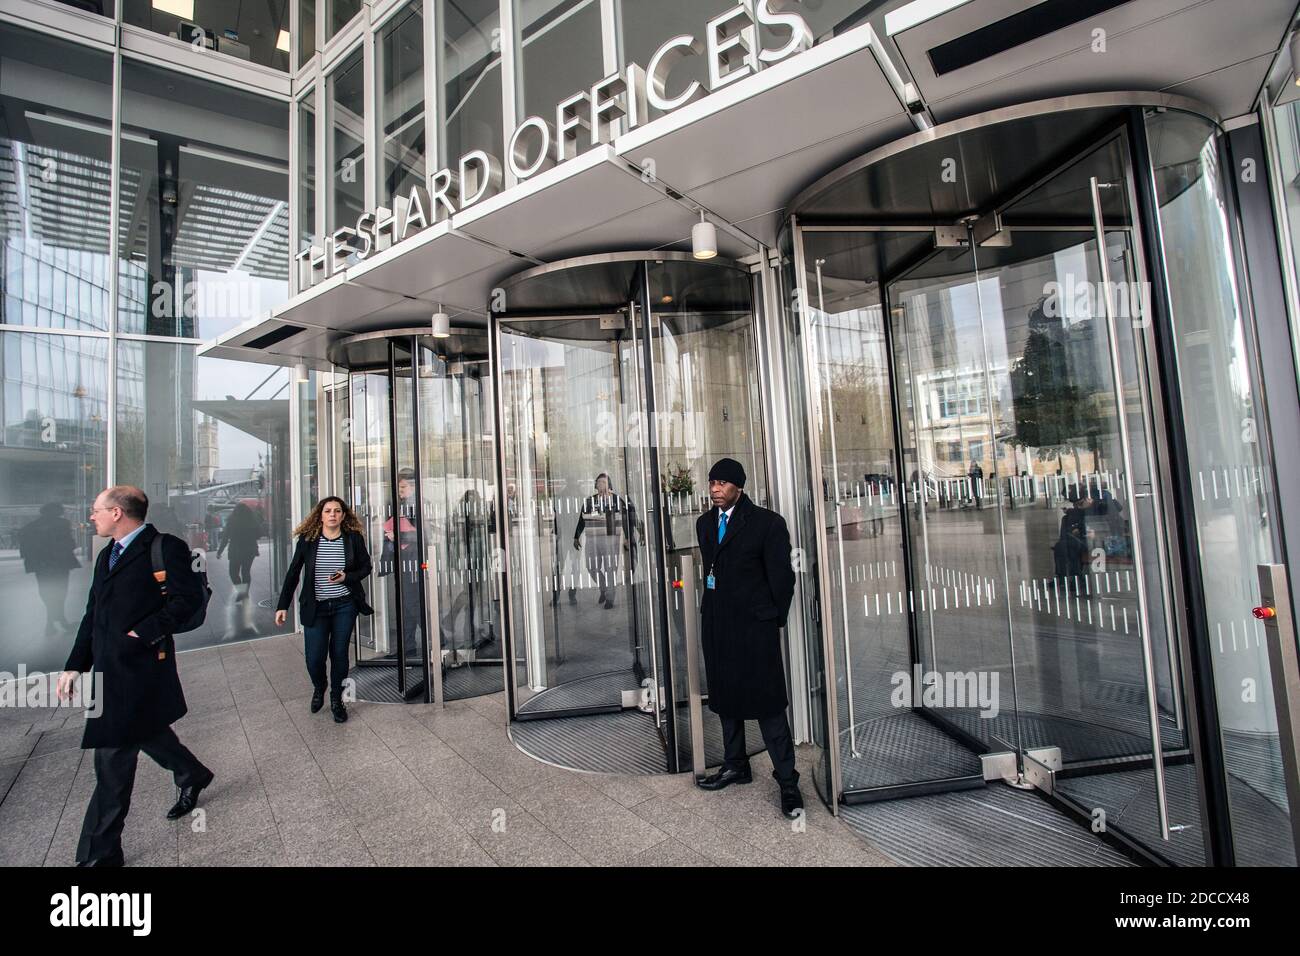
196, 415, 220, 484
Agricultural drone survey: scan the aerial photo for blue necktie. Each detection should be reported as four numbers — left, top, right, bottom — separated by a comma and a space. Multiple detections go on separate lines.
717, 511, 728, 544
108, 540, 124, 571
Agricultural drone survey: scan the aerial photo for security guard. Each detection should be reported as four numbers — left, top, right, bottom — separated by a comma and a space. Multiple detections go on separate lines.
694, 458, 801, 818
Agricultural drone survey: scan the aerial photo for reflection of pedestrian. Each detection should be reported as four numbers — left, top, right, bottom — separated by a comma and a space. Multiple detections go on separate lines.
217, 503, 262, 639
151, 505, 184, 538
573, 473, 641, 609
19, 502, 80, 636
1052, 490, 1092, 584
204, 507, 221, 552
968, 461, 984, 509
444, 489, 488, 650
378, 469, 424, 661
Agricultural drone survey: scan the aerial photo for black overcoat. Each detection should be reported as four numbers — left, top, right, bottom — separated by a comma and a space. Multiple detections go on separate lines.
63, 526, 203, 749
694, 493, 796, 719
277, 530, 374, 627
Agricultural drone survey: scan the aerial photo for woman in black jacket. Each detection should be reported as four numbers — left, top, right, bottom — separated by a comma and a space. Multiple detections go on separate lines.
275, 497, 373, 722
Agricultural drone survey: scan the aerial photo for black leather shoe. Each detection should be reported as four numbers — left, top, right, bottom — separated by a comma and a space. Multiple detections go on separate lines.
76, 853, 124, 867
696, 766, 753, 790
166, 769, 214, 820
780, 783, 804, 819
310, 687, 326, 713
331, 698, 348, 723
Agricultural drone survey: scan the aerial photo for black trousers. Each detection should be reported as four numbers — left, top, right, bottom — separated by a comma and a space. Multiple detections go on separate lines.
721, 712, 798, 786
76, 727, 209, 863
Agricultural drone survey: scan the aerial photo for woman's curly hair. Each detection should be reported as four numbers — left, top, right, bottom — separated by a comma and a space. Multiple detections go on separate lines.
293, 496, 364, 540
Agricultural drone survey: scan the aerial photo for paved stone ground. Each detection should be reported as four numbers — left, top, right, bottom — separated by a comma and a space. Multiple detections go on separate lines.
0, 633, 894, 867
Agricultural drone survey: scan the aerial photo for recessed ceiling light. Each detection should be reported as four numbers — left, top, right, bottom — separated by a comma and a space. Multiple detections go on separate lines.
153, 0, 195, 19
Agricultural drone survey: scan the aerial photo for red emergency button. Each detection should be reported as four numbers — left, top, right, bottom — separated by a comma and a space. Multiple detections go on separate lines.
1252, 606, 1277, 620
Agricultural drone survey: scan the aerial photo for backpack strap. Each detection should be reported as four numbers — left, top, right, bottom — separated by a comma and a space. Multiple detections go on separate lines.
150, 534, 168, 592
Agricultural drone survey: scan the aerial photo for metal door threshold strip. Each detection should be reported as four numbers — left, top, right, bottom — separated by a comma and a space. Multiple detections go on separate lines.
840, 784, 1138, 867
510, 709, 667, 774
350, 665, 425, 704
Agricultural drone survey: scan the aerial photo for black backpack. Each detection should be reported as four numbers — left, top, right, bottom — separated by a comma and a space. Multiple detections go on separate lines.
150, 533, 212, 636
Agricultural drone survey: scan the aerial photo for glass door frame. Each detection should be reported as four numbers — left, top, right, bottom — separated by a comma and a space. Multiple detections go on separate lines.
332, 328, 506, 706
788, 110, 1201, 860
490, 301, 682, 768
338, 334, 434, 702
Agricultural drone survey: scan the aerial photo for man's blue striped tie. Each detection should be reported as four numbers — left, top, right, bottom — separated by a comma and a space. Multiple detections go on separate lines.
109, 540, 123, 571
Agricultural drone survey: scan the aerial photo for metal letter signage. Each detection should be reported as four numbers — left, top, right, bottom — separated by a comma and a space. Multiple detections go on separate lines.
301, 0, 809, 289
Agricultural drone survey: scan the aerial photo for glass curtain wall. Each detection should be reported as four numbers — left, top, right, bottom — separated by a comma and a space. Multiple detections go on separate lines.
515, 0, 605, 157
377, 3, 426, 208
1, 28, 115, 673
327, 45, 365, 268
0, 20, 297, 675
298, 88, 317, 256
300, 0, 317, 67
435, 0, 504, 169
123, 0, 293, 72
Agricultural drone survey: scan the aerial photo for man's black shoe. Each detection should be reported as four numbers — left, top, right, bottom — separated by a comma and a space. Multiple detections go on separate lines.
76, 853, 124, 867
696, 766, 753, 790
780, 783, 804, 819
310, 687, 326, 713
332, 699, 348, 723
166, 769, 214, 820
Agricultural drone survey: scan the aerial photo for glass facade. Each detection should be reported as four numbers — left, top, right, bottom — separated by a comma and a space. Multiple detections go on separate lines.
327, 45, 365, 266
0, 29, 114, 332
377, 3, 426, 208
123, 0, 292, 72
0, 17, 296, 675
118, 60, 289, 340
436, 0, 504, 168
516, 0, 604, 153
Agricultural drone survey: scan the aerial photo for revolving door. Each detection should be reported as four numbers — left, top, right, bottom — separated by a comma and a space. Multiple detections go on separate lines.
491, 253, 772, 774
786, 95, 1296, 866
325, 328, 502, 704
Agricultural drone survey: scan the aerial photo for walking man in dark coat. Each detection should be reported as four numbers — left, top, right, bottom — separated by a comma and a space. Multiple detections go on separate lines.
694, 458, 802, 818
56, 485, 215, 866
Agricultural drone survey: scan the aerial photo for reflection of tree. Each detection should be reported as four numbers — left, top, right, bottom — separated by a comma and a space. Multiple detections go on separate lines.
828, 355, 893, 478
115, 413, 146, 487
1006, 302, 1108, 468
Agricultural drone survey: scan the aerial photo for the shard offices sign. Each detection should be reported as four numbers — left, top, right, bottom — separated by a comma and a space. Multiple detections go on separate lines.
297, 1, 814, 289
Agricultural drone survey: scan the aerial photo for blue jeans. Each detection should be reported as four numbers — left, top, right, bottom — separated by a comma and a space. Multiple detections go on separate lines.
304, 597, 357, 696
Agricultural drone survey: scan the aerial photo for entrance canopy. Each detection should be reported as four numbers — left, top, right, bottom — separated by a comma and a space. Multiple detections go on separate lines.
200, 23, 914, 371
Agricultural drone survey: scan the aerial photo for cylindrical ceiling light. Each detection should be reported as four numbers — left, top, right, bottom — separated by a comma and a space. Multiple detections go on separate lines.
431, 304, 450, 338
293, 362, 308, 383
692, 210, 717, 260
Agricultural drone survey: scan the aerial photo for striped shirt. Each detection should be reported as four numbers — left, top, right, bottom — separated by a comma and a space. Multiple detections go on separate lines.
314, 535, 349, 598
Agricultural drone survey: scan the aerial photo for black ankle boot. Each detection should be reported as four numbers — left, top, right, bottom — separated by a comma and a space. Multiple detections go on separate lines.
310, 687, 326, 713
331, 696, 348, 723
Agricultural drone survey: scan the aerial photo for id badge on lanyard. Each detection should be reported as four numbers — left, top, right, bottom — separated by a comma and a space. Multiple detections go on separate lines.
706, 572, 716, 589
